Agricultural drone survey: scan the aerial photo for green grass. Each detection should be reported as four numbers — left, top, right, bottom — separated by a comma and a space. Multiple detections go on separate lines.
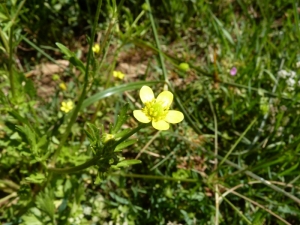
0, 0, 300, 224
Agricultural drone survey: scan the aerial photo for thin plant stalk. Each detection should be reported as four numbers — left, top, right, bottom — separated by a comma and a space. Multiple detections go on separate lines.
145, 0, 169, 84
111, 173, 197, 183
145, 0, 202, 135
221, 186, 291, 225
9, 25, 15, 99
174, 134, 300, 205
52, 0, 103, 163
219, 117, 257, 167
206, 89, 219, 225
223, 197, 252, 224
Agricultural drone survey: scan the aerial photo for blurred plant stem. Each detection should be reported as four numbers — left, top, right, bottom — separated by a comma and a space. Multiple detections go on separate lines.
52, 0, 102, 164
6, 0, 27, 101
9, 25, 15, 99
111, 173, 197, 182
145, 0, 168, 84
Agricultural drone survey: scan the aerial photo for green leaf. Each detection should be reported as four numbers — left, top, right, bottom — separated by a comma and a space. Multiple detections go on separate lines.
85, 122, 101, 144
25, 173, 46, 184
0, 12, 9, 21
36, 135, 47, 149
16, 124, 37, 153
111, 103, 129, 134
55, 42, 74, 58
94, 174, 102, 184
69, 56, 85, 73
24, 78, 36, 98
81, 81, 162, 110
252, 210, 265, 225
109, 192, 129, 204
221, 27, 234, 45
114, 128, 131, 139
21, 214, 43, 225
56, 43, 85, 73
115, 139, 137, 152
36, 189, 55, 219
278, 162, 299, 176
114, 159, 141, 168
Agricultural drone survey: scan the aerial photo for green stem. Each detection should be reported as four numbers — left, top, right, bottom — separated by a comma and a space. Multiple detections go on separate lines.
52, 0, 102, 162
293, 0, 300, 45
219, 117, 257, 167
9, 25, 15, 99
208, 147, 300, 205
48, 124, 147, 173
111, 173, 197, 182
0, 192, 17, 205
145, 2, 202, 135
223, 197, 252, 224
146, 0, 169, 83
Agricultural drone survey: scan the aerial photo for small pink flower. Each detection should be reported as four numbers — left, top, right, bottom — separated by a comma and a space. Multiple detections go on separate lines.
230, 67, 237, 76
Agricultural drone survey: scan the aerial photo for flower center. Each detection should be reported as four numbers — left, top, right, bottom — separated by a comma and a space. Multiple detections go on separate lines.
142, 99, 169, 122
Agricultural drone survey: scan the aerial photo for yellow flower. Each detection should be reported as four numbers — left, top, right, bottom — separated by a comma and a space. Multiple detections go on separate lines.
59, 82, 67, 91
113, 71, 125, 80
60, 100, 74, 113
133, 86, 184, 130
92, 44, 100, 54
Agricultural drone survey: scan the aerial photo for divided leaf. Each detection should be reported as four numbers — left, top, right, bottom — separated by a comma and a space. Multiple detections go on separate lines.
36, 189, 55, 219
25, 173, 46, 184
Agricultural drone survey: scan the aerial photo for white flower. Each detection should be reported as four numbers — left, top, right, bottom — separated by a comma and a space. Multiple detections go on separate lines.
286, 77, 296, 86
278, 70, 289, 78
83, 206, 92, 215
290, 71, 296, 78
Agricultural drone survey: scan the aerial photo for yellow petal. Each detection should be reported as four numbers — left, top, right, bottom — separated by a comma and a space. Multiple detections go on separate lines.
152, 120, 169, 130
133, 110, 151, 123
67, 101, 73, 108
165, 110, 184, 123
140, 86, 154, 103
156, 91, 173, 108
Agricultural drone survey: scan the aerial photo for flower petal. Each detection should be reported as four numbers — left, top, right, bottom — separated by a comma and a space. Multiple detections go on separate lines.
140, 86, 154, 104
152, 120, 169, 130
165, 110, 184, 123
133, 110, 151, 123
156, 91, 173, 108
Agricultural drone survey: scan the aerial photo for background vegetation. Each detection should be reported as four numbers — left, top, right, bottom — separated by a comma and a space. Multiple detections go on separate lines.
1, 0, 300, 224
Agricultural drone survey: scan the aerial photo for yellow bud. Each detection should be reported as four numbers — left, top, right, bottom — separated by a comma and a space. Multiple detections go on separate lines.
59, 82, 67, 91
179, 62, 190, 72
92, 44, 100, 54
102, 133, 115, 143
